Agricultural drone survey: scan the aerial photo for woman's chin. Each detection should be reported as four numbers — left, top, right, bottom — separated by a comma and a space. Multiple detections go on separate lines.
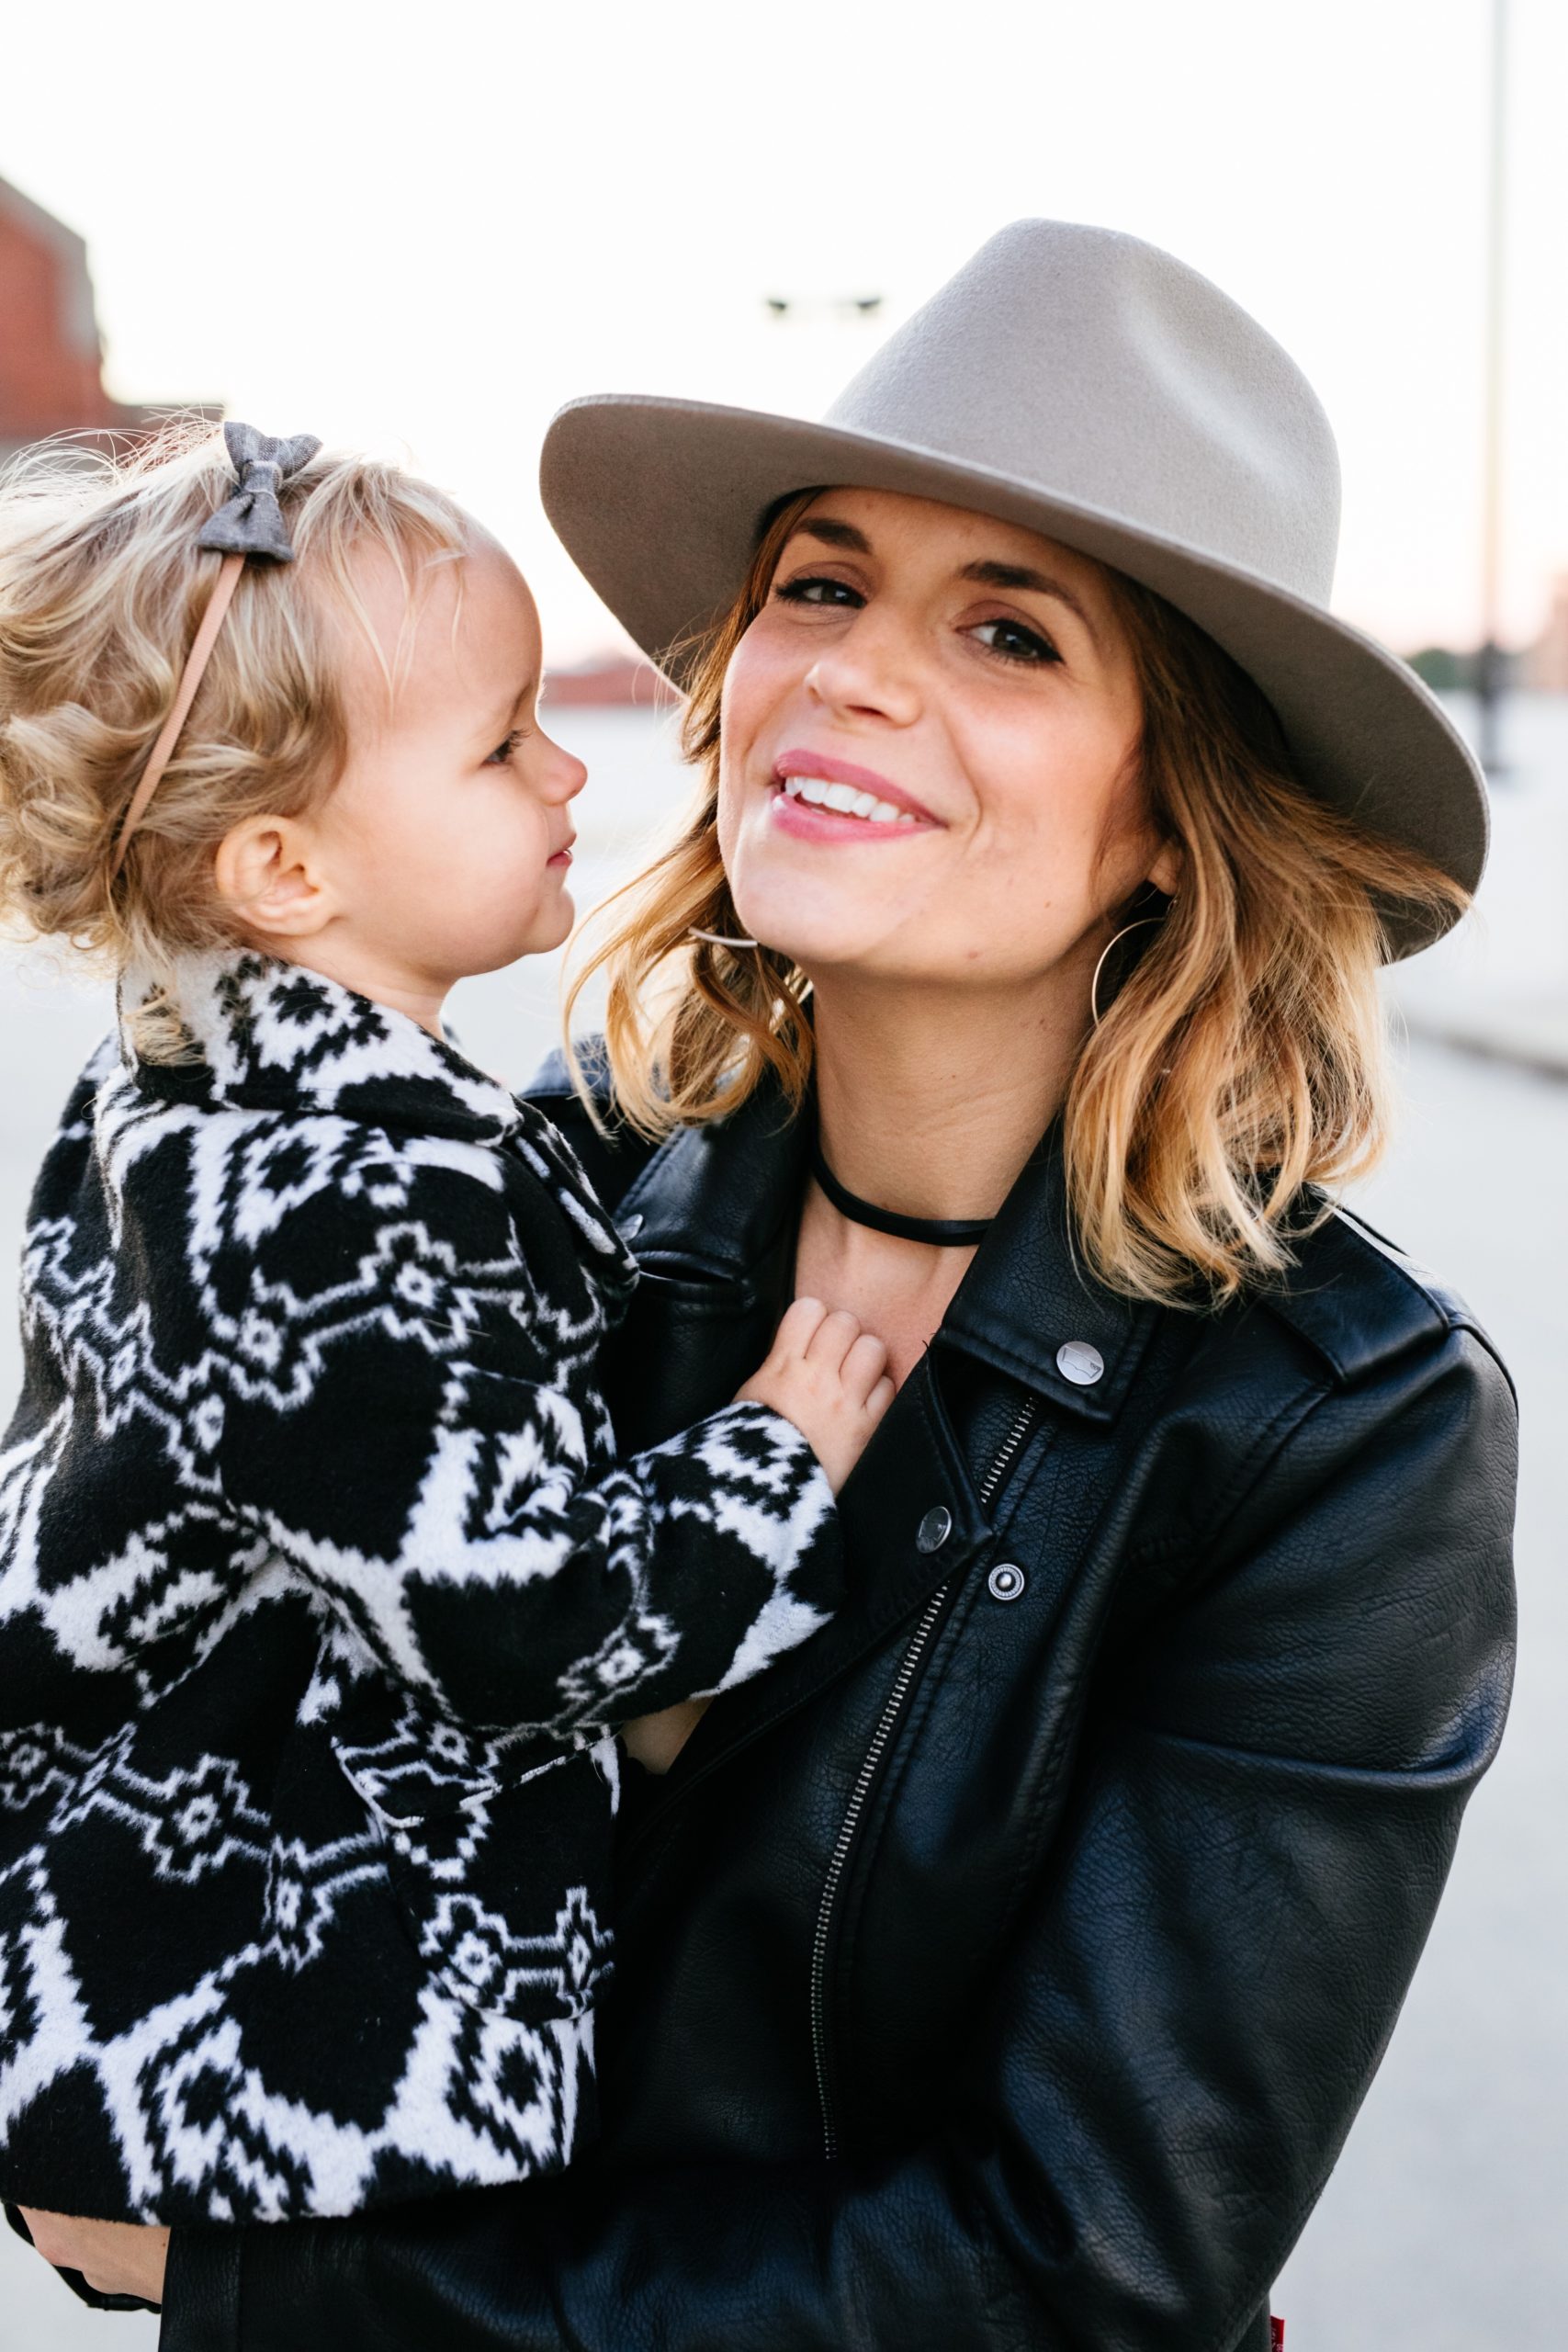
733, 887, 913, 978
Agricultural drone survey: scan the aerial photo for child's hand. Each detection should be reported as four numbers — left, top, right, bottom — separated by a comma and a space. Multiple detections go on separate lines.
738, 1296, 895, 1495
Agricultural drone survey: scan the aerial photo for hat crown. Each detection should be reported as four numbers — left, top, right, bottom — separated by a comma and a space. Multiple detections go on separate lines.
823, 220, 1341, 606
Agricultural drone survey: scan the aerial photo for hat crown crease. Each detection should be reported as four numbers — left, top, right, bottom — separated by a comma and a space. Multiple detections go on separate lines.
822, 220, 1341, 606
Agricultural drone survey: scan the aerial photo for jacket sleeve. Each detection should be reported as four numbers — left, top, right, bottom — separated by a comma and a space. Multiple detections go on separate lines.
162, 1322, 1516, 2352
209, 1144, 840, 1737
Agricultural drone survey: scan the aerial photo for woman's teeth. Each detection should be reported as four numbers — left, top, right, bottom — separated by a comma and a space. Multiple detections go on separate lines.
781, 775, 919, 825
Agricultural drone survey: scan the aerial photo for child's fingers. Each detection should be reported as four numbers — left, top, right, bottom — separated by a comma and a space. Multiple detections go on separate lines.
773, 1296, 829, 1356
840, 1330, 890, 1405
866, 1374, 897, 1421
801, 1306, 867, 1377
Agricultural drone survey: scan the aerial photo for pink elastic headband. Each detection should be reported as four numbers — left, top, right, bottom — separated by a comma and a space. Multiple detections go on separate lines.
109, 554, 243, 879
109, 424, 321, 884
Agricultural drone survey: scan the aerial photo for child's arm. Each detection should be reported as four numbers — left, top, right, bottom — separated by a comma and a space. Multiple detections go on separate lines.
209, 1157, 880, 1741
622, 1297, 893, 1774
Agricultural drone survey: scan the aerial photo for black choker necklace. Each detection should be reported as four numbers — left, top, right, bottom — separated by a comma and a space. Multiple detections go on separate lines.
809, 1136, 993, 1247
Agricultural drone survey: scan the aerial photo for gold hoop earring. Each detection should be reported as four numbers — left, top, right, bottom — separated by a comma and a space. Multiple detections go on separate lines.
1089, 908, 1170, 1028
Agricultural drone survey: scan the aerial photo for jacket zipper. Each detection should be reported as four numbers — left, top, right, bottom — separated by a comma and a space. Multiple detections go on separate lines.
808, 1391, 1040, 2158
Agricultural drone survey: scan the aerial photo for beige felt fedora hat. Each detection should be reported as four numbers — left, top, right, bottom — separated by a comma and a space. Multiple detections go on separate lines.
540, 218, 1485, 957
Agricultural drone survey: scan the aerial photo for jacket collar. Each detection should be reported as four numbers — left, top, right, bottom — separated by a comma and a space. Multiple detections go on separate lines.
615, 1079, 1158, 1423
122, 949, 523, 1143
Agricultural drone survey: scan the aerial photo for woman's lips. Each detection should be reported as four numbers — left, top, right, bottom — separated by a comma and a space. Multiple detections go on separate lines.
769, 748, 942, 842
547, 839, 575, 867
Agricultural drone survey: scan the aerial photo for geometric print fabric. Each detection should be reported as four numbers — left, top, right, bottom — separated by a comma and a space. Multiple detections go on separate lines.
0, 952, 840, 2221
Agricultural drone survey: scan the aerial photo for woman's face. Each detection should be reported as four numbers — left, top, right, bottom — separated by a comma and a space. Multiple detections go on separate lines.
717, 488, 1177, 1001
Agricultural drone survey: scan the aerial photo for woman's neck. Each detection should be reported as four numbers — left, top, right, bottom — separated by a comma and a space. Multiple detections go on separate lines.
809, 971, 1081, 1224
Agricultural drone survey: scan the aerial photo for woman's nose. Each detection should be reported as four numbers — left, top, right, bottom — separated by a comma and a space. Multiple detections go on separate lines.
804, 609, 922, 726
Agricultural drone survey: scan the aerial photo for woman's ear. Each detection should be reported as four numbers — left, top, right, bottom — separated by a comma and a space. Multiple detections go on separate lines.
214, 815, 337, 941
1147, 839, 1182, 899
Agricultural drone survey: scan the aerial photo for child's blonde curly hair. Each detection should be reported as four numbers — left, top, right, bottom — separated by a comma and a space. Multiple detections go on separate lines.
0, 420, 470, 1052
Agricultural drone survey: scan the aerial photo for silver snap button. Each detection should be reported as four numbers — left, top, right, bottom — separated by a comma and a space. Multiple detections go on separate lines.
619, 1213, 645, 1241
987, 1562, 1026, 1602
916, 1505, 953, 1555
1055, 1340, 1105, 1387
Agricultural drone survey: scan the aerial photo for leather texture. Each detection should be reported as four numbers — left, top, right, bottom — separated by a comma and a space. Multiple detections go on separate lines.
159, 1059, 1517, 2352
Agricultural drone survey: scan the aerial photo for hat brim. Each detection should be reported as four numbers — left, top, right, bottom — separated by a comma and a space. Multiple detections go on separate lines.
540, 394, 1487, 959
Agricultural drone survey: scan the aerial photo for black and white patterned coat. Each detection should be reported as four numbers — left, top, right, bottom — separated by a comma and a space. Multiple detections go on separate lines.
0, 953, 840, 2226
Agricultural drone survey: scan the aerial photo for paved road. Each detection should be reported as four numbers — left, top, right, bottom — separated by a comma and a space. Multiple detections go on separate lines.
1269, 1037, 1567, 2349
0, 701, 1562, 2343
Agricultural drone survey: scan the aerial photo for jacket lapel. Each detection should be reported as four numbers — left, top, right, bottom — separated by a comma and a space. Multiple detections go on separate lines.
604, 1087, 1163, 1796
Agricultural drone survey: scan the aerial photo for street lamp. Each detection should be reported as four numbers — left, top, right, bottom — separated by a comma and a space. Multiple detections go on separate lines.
1478, 0, 1509, 776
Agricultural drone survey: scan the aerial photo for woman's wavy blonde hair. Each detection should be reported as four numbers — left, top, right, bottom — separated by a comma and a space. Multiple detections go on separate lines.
0, 420, 469, 1057
570, 490, 1468, 1306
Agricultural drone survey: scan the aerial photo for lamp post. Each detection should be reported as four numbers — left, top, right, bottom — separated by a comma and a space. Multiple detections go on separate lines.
1477, 0, 1509, 775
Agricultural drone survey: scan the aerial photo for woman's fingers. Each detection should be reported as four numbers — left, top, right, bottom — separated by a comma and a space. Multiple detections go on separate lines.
17, 2210, 169, 2304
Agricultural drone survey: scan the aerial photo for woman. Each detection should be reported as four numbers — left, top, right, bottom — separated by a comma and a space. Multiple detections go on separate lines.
34, 220, 1516, 2351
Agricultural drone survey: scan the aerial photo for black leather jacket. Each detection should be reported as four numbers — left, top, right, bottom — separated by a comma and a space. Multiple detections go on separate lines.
161, 1064, 1517, 2352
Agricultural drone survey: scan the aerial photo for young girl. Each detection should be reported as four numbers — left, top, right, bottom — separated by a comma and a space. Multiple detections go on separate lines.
0, 424, 891, 2231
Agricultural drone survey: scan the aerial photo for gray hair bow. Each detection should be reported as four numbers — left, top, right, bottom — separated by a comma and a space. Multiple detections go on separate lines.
197, 422, 322, 563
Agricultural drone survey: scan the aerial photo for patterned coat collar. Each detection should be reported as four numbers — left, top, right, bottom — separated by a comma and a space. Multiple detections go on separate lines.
120, 950, 637, 1290
123, 951, 523, 1142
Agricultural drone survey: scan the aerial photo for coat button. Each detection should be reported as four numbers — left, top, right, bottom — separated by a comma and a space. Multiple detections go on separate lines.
987, 1562, 1026, 1602
1055, 1340, 1105, 1386
916, 1505, 953, 1555
619, 1213, 645, 1241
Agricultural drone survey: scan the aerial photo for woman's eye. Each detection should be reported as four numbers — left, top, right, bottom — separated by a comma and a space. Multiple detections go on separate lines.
773, 574, 864, 609
484, 729, 525, 766
970, 617, 1061, 666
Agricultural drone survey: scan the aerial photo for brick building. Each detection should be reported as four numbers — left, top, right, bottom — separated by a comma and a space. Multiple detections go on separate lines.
0, 170, 210, 463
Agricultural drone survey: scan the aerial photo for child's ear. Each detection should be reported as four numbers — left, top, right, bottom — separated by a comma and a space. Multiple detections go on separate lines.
214, 816, 338, 941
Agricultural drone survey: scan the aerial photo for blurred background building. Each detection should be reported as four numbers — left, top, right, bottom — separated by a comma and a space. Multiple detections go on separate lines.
0, 172, 213, 466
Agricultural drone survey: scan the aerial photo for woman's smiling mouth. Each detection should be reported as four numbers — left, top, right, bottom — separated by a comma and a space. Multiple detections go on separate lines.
770, 750, 941, 840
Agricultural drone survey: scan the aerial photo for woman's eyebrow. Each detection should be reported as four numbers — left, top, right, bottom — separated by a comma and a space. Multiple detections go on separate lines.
960, 559, 1101, 650
792, 518, 873, 553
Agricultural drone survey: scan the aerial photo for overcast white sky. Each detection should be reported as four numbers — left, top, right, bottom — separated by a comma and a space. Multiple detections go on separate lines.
2, 0, 1563, 664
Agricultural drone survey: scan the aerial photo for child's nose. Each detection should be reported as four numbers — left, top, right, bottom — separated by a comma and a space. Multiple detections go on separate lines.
542, 738, 589, 803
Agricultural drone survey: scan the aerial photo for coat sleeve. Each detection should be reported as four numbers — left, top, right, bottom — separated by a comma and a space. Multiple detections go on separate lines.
208, 1140, 840, 1737
161, 1322, 1516, 2352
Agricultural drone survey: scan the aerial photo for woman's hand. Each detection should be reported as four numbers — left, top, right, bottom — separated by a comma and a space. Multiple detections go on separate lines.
18, 2208, 169, 2305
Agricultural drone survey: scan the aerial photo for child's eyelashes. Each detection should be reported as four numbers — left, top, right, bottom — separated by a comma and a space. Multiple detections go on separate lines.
484, 729, 530, 766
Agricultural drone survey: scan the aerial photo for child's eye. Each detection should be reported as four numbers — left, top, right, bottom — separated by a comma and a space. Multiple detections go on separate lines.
484, 729, 526, 765
773, 574, 865, 609
969, 616, 1061, 666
